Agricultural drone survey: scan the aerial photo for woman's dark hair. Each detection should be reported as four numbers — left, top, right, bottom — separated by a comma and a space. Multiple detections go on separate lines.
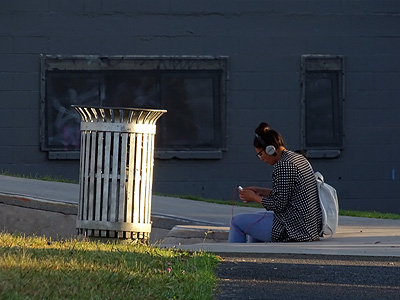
254, 122, 285, 149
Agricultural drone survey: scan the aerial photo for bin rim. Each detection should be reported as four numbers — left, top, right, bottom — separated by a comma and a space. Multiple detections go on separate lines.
72, 105, 167, 113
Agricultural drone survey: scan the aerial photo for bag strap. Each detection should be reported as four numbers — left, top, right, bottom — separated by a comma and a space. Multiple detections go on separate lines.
314, 171, 324, 183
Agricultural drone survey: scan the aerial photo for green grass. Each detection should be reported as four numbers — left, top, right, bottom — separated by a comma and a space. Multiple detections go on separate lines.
0, 233, 220, 300
0, 170, 78, 184
339, 210, 400, 220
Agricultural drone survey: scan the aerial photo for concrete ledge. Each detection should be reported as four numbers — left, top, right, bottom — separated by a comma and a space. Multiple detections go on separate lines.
162, 225, 229, 245
0, 202, 78, 240
0, 193, 224, 244
0, 192, 78, 215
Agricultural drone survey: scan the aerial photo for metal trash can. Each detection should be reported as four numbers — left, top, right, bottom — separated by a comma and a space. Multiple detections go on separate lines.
73, 105, 166, 242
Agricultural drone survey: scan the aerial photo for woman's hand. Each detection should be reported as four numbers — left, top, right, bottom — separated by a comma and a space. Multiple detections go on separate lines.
239, 187, 263, 204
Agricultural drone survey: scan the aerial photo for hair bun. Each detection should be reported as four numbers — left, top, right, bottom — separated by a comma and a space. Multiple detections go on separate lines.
254, 122, 285, 149
263, 123, 270, 133
255, 122, 270, 135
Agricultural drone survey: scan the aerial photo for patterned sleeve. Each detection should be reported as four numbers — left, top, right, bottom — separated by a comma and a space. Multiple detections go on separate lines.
261, 162, 298, 212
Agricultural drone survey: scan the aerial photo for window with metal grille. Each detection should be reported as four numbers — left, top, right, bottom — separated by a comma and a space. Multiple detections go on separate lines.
301, 55, 344, 158
40, 55, 228, 160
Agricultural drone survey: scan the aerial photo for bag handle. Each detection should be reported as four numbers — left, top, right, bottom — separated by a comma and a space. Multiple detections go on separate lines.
315, 171, 324, 183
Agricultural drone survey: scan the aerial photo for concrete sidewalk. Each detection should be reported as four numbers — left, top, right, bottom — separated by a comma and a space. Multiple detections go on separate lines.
0, 175, 399, 257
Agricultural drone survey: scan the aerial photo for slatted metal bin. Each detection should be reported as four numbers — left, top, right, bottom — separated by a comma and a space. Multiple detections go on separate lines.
73, 106, 166, 241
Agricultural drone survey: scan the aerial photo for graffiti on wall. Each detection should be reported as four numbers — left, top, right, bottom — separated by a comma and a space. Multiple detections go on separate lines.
47, 77, 99, 150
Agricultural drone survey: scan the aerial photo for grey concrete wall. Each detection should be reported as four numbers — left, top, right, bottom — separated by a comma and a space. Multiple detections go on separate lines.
0, 1, 400, 212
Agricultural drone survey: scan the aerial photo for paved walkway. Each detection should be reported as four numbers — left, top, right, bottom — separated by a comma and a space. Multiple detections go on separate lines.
0, 175, 399, 257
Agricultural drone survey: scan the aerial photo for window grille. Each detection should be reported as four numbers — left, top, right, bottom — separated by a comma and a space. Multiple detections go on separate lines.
301, 55, 344, 158
40, 55, 228, 159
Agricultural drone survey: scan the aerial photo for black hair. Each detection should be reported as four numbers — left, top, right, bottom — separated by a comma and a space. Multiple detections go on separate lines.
254, 122, 285, 149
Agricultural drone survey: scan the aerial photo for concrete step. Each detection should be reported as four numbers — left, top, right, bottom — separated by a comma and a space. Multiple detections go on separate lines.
161, 225, 229, 245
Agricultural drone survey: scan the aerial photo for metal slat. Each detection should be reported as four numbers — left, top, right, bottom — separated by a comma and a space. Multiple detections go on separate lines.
88, 132, 97, 236
82, 132, 91, 222
139, 133, 148, 224
109, 132, 120, 238
76, 220, 151, 233
94, 131, 104, 236
118, 134, 128, 221
101, 132, 112, 237
118, 133, 128, 238
77, 130, 86, 226
110, 133, 120, 219
144, 134, 154, 224
88, 132, 96, 221
133, 133, 142, 224
126, 133, 135, 224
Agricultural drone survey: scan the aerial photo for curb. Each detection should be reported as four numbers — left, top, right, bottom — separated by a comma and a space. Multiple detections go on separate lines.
0, 192, 77, 215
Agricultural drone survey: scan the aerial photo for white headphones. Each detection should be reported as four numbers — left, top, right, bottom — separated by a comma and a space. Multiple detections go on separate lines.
255, 134, 277, 156
265, 145, 276, 156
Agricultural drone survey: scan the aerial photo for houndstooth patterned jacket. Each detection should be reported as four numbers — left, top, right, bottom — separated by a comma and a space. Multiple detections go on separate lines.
261, 150, 322, 242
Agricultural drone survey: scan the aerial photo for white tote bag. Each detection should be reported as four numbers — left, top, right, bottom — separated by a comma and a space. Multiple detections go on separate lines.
315, 172, 339, 237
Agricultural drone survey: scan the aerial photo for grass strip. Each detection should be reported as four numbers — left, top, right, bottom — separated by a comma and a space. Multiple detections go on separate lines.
0, 233, 220, 300
339, 209, 400, 220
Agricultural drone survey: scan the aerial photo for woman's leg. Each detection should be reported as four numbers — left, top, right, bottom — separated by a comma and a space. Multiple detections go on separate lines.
228, 211, 274, 243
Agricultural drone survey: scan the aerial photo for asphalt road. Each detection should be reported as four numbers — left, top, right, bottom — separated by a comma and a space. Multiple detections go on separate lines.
215, 253, 400, 300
